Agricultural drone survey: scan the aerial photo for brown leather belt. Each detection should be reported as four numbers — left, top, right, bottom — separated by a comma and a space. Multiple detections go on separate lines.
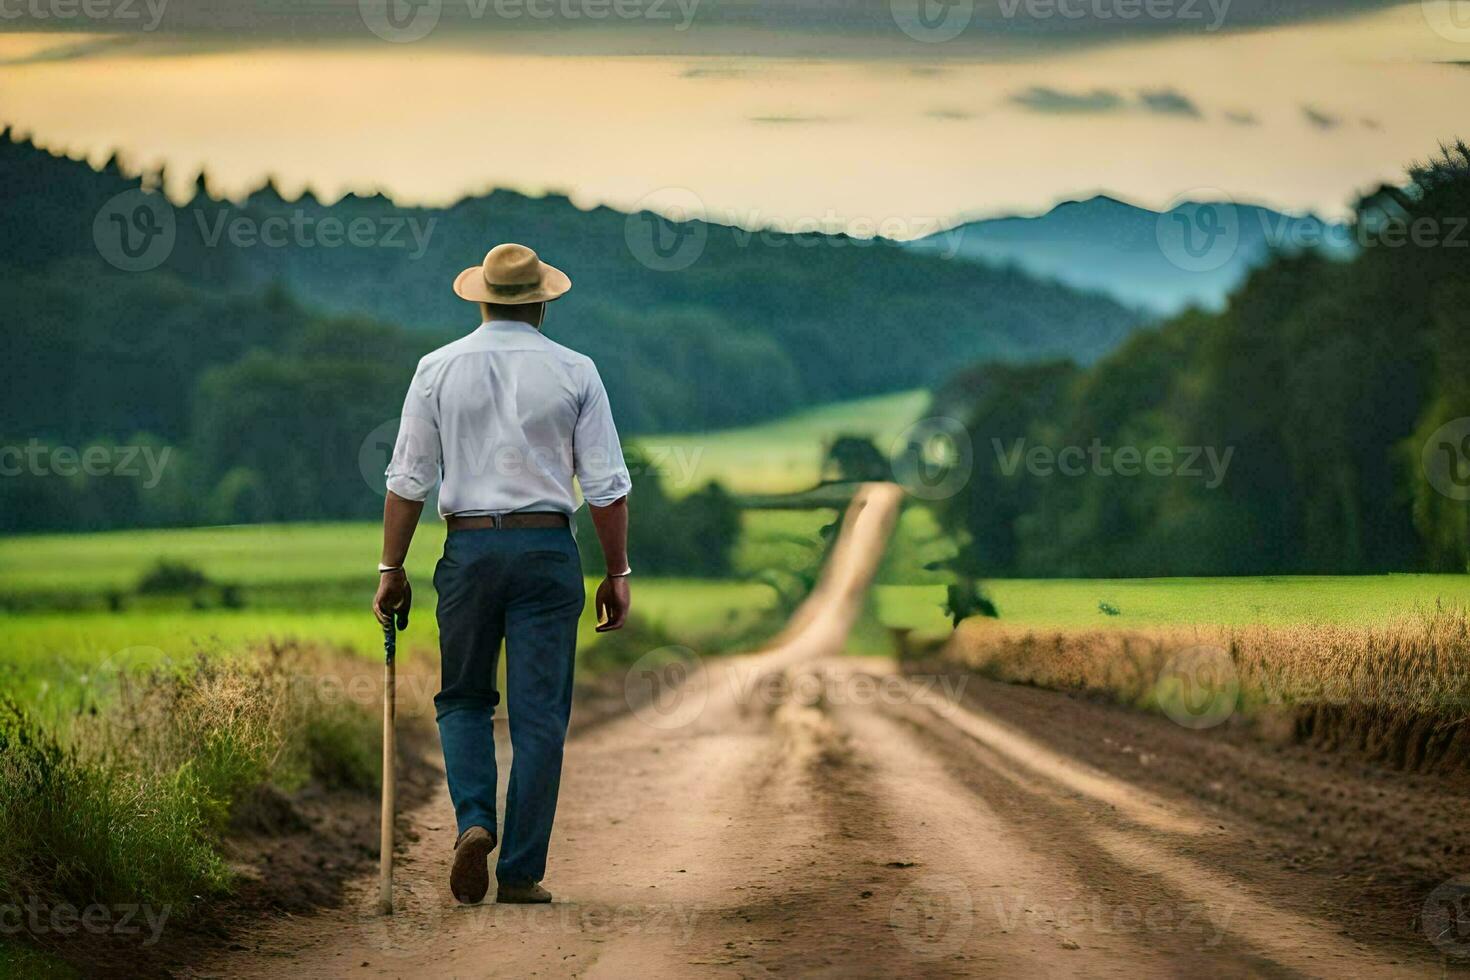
447, 512, 569, 531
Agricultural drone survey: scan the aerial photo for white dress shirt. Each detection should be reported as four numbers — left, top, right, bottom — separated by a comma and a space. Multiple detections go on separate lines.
385, 320, 632, 517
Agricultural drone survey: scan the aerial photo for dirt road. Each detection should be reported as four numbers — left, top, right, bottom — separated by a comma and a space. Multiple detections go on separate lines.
201, 484, 1460, 978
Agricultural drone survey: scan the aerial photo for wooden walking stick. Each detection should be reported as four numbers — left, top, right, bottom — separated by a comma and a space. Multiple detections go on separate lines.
379, 619, 397, 915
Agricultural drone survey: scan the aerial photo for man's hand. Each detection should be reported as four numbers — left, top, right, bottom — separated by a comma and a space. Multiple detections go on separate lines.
594, 576, 630, 632
374, 569, 412, 629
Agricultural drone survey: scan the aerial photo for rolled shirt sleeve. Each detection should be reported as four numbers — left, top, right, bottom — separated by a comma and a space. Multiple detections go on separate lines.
573, 363, 632, 507
384, 361, 442, 501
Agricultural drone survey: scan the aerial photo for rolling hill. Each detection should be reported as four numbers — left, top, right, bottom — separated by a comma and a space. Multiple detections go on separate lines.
907, 194, 1355, 315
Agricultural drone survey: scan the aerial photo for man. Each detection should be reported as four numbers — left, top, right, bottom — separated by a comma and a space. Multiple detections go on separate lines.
372, 242, 632, 906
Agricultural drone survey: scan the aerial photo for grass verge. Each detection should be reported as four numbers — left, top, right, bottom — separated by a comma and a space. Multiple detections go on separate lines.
0, 648, 381, 972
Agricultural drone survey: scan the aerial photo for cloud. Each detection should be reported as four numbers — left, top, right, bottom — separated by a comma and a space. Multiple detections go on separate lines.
1010, 87, 1125, 114
1138, 88, 1201, 117
680, 65, 749, 79
1303, 105, 1341, 129
748, 115, 835, 125
1010, 86, 1203, 119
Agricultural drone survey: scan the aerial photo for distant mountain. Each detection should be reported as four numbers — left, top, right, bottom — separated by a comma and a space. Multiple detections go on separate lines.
907, 194, 1356, 315
1, 129, 1145, 436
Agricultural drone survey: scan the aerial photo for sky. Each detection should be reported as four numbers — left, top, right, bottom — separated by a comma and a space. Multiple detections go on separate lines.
2, 1, 1470, 233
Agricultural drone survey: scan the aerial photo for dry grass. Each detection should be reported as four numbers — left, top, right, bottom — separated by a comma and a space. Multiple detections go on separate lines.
934, 603, 1470, 771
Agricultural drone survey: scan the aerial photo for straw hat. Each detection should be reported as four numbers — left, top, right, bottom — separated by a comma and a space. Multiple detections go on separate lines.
452, 243, 571, 305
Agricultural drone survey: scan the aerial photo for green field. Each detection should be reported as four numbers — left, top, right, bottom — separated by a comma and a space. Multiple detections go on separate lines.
6, 384, 1467, 717
876, 574, 1470, 634
639, 389, 928, 496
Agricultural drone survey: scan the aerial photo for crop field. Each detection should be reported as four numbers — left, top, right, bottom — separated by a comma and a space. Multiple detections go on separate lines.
641, 389, 929, 496
875, 574, 1470, 634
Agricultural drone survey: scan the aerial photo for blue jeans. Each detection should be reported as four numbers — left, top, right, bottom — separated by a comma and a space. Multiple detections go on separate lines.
433, 526, 584, 886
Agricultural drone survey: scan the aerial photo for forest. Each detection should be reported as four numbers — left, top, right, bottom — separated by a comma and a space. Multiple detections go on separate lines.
932, 142, 1470, 576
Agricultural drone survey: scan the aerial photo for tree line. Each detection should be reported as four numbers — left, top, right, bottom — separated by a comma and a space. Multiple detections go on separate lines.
0, 125, 1145, 575
930, 142, 1470, 577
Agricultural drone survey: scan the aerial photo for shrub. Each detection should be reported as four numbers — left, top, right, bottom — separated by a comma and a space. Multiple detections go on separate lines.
135, 560, 210, 596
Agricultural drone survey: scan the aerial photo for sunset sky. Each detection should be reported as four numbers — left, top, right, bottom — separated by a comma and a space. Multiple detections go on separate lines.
3, 1, 1470, 232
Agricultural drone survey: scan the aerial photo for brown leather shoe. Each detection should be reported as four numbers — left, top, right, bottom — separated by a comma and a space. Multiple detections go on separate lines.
496, 881, 552, 904
449, 826, 497, 904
